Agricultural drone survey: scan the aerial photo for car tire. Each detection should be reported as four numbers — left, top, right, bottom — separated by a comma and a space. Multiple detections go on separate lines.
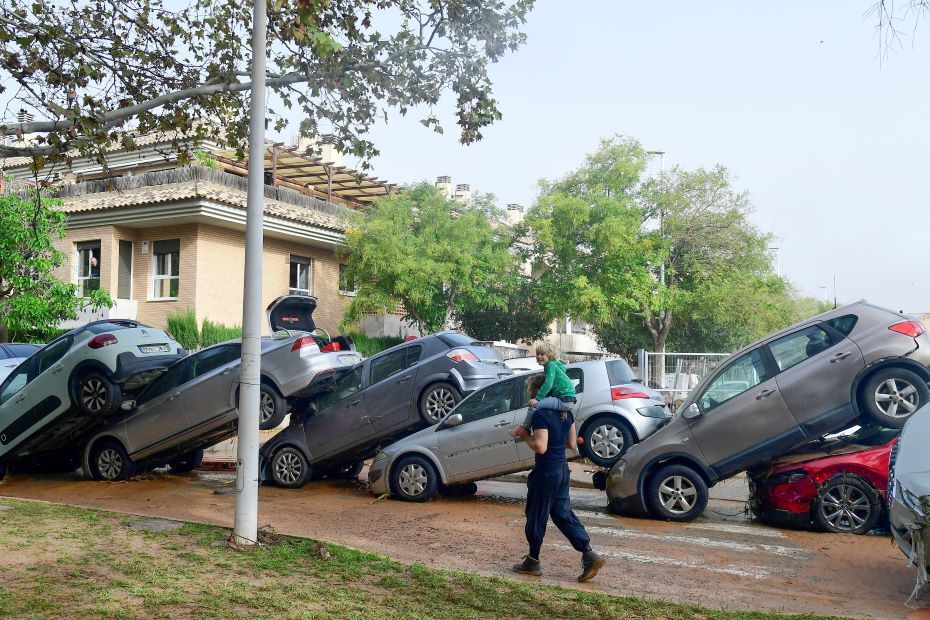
390, 455, 440, 502
259, 383, 287, 431
270, 446, 310, 488
646, 464, 708, 522
77, 372, 121, 417
418, 382, 461, 425
168, 449, 205, 474
440, 481, 478, 498
811, 475, 882, 535
859, 368, 929, 429
89, 439, 136, 481
332, 460, 364, 480
581, 415, 633, 468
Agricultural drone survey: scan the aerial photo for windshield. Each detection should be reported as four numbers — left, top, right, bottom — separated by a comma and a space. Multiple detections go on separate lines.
437, 333, 480, 348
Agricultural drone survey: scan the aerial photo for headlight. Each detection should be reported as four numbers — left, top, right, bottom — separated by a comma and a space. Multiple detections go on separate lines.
767, 469, 808, 487
900, 487, 929, 520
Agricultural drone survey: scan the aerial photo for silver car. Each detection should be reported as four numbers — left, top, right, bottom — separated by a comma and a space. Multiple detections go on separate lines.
888, 402, 930, 589
79, 297, 362, 481
368, 359, 669, 502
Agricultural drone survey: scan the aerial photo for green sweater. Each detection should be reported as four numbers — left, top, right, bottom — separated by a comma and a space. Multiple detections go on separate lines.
537, 359, 575, 399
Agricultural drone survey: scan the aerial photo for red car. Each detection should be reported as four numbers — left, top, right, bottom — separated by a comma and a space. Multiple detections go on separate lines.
748, 427, 899, 534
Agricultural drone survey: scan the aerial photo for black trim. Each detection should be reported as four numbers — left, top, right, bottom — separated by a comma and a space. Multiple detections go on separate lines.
798, 403, 857, 438
0, 396, 62, 445
712, 426, 807, 478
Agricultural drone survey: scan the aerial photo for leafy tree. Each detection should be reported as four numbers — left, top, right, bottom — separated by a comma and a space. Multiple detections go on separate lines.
456, 276, 551, 343
0, 193, 111, 342
340, 183, 517, 334
0, 0, 533, 171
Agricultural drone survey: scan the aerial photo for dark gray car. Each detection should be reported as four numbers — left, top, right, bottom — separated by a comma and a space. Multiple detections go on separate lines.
260, 332, 512, 487
606, 301, 930, 522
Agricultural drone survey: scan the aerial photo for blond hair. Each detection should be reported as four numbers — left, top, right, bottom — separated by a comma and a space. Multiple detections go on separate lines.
534, 342, 556, 358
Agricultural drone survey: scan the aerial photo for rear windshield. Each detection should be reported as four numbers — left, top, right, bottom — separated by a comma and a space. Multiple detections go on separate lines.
826, 314, 858, 337
606, 359, 637, 385
437, 333, 480, 348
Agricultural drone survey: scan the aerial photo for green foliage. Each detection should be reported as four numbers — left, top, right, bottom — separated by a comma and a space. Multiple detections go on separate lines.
456, 276, 552, 343
0, 193, 112, 343
200, 318, 242, 347
348, 332, 404, 358
166, 310, 200, 350
193, 150, 218, 170
340, 183, 518, 334
0, 1, 533, 172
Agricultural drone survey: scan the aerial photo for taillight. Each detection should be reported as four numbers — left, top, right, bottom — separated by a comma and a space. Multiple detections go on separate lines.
291, 335, 319, 352
611, 386, 649, 400
88, 333, 118, 349
321, 341, 341, 352
889, 320, 925, 338
446, 348, 478, 363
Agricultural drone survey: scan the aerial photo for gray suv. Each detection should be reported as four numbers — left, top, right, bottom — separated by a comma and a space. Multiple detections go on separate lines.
606, 302, 930, 522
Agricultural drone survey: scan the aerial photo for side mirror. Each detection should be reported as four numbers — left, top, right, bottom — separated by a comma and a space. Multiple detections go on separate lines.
119, 400, 136, 411
682, 403, 701, 420
438, 413, 463, 430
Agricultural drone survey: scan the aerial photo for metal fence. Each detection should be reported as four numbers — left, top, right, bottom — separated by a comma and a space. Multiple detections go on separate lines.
637, 349, 731, 408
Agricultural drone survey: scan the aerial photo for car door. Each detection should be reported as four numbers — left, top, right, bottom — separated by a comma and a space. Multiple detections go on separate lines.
687, 347, 804, 478
364, 345, 422, 434
0, 359, 35, 453
180, 344, 242, 430
305, 364, 373, 461
436, 378, 521, 481
123, 356, 194, 457
768, 323, 865, 437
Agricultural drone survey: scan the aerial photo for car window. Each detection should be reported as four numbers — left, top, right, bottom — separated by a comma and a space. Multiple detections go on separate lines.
369, 348, 409, 384
826, 315, 858, 337
606, 360, 636, 384
566, 368, 584, 394
32, 338, 71, 378
6, 344, 39, 358
518, 373, 544, 407
405, 345, 422, 368
699, 348, 770, 412
457, 379, 516, 424
0, 362, 31, 406
768, 325, 835, 372
436, 333, 479, 348
137, 357, 195, 404
193, 344, 241, 377
0, 348, 8, 360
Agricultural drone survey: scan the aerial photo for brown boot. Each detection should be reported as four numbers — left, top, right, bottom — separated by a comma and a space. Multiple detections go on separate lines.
511, 555, 541, 576
578, 550, 606, 582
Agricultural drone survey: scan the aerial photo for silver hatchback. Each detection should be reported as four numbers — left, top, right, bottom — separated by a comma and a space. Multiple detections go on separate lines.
368, 358, 669, 502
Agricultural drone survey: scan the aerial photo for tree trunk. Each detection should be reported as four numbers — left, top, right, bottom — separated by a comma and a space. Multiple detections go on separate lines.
0, 322, 8, 344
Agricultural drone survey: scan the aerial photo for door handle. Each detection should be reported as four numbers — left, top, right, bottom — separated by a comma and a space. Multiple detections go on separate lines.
755, 388, 776, 400
221, 368, 233, 375
830, 352, 852, 363
397, 375, 412, 384
51, 365, 64, 374
347, 399, 362, 408
14, 394, 26, 404
494, 420, 510, 427
168, 392, 180, 401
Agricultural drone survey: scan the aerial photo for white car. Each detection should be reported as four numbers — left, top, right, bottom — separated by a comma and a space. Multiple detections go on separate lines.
0, 343, 40, 384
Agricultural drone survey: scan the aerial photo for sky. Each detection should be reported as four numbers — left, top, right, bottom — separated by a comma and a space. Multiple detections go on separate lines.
313, 1, 930, 314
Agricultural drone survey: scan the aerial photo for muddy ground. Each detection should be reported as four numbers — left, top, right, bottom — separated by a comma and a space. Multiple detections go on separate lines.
0, 468, 924, 619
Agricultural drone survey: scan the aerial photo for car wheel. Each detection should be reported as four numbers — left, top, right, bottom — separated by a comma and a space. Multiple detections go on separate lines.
259, 384, 287, 431
859, 368, 929, 429
89, 439, 136, 481
77, 372, 121, 417
168, 449, 205, 474
270, 446, 310, 488
390, 455, 439, 502
811, 475, 881, 535
581, 416, 633, 468
646, 464, 708, 522
440, 482, 478, 497
332, 460, 364, 480
418, 382, 461, 424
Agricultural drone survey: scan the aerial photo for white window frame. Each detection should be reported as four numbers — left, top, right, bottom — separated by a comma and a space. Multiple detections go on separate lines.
76, 241, 101, 298
338, 264, 357, 297
151, 240, 180, 300
289, 255, 312, 296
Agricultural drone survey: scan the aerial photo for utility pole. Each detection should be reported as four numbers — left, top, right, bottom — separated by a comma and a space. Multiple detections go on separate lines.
646, 149, 666, 388
234, 0, 267, 547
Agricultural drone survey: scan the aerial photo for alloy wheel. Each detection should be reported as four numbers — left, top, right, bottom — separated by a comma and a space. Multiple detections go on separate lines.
590, 424, 624, 459
657, 475, 697, 515
96, 448, 124, 480
424, 389, 456, 422
819, 484, 871, 532
398, 463, 429, 497
81, 378, 107, 413
273, 451, 303, 485
260, 392, 275, 423
873, 378, 919, 418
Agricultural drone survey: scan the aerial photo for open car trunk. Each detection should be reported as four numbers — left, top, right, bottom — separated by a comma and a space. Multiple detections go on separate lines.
267, 295, 317, 333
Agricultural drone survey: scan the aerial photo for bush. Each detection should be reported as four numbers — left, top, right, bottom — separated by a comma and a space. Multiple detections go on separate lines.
201, 318, 242, 347
348, 332, 403, 357
166, 309, 200, 350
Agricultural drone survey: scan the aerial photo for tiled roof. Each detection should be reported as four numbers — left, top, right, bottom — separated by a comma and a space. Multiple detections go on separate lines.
62, 179, 347, 232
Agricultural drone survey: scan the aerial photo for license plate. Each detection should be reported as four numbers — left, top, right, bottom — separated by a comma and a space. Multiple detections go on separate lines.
139, 344, 170, 354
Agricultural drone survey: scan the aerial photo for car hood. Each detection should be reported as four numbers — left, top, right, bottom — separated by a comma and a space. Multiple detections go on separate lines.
266, 295, 317, 333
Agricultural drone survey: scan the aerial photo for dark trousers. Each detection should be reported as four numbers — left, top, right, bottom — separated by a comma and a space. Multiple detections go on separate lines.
525, 463, 591, 559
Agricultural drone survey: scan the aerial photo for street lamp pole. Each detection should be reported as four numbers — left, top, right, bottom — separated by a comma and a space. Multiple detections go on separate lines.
233, 0, 267, 547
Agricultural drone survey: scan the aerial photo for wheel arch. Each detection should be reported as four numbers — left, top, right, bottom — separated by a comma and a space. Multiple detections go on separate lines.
69, 360, 116, 403
850, 358, 930, 416
636, 453, 715, 505
388, 449, 448, 486
81, 433, 128, 479
579, 411, 640, 443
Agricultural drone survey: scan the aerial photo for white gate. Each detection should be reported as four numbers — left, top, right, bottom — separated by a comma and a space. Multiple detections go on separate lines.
637, 349, 730, 408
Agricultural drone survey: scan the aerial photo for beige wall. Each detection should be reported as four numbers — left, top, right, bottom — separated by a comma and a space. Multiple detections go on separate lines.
58, 222, 352, 334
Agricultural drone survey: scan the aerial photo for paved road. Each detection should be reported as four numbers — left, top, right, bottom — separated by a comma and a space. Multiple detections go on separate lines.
0, 469, 923, 619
